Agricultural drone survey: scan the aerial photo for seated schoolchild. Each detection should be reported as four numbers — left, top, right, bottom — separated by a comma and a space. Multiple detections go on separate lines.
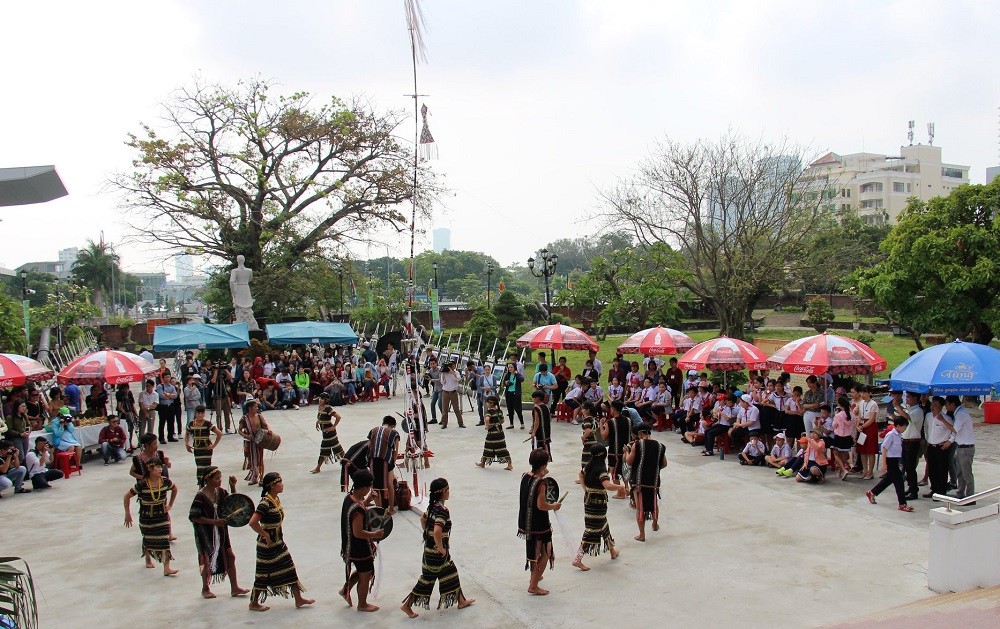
683, 409, 712, 447
738, 431, 766, 466
795, 428, 829, 483
702, 394, 735, 456
777, 436, 810, 477
765, 432, 792, 469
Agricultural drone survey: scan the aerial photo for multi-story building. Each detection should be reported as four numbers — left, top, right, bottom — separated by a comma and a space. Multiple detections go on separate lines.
432, 227, 451, 254
801, 144, 969, 224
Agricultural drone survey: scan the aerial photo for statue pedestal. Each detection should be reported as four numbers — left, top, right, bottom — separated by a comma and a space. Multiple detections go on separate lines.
234, 306, 259, 331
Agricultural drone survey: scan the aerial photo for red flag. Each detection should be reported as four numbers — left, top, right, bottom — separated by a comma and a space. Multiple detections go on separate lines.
498, 280, 505, 292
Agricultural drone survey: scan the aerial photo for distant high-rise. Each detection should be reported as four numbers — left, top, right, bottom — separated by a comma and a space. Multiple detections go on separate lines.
175, 253, 195, 280
988, 166, 1000, 183
57, 247, 78, 278
432, 228, 451, 254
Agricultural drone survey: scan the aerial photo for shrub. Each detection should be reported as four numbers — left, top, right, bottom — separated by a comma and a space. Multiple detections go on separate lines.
853, 331, 877, 347
806, 297, 835, 324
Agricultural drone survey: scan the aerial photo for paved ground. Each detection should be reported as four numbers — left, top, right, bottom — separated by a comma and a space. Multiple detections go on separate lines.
3, 395, 998, 628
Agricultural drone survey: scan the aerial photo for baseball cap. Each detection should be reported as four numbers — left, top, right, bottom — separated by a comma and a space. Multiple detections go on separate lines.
740, 394, 753, 404
775, 432, 786, 440
687, 370, 698, 376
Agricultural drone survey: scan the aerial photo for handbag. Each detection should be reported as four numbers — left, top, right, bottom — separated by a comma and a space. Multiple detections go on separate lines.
856, 431, 867, 446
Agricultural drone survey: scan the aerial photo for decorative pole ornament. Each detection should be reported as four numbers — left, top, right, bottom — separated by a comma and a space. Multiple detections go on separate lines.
419, 103, 437, 160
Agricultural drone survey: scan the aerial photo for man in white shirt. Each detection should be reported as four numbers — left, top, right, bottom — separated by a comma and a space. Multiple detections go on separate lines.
139, 347, 155, 366
945, 396, 975, 502
588, 350, 602, 378
896, 391, 925, 500
138, 379, 159, 437
24, 437, 64, 489
923, 395, 954, 498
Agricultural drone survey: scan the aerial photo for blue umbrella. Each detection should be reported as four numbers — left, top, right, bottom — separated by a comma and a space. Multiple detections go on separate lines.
889, 340, 1000, 395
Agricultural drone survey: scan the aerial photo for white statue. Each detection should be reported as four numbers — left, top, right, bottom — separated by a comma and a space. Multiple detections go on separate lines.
230, 255, 259, 330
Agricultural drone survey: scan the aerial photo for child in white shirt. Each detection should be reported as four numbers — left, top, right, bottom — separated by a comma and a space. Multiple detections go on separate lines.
739, 431, 767, 466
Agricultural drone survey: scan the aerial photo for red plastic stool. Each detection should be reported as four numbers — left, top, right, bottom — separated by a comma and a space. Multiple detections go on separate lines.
555, 402, 572, 422
717, 433, 733, 454
54, 451, 82, 477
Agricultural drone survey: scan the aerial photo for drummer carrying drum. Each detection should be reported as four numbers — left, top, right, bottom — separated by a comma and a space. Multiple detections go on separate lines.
188, 466, 251, 599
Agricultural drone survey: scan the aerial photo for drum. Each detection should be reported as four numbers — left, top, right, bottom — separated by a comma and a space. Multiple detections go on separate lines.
395, 480, 412, 511
220, 493, 255, 527
545, 477, 560, 504
254, 430, 281, 451
366, 506, 394, 540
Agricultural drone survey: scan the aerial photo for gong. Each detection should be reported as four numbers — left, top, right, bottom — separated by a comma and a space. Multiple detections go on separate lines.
545, 477, 561, 504
366, 506, 394, 540
220, 493, 255, 527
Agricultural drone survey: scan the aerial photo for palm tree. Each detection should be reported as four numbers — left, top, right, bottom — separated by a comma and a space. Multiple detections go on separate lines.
71, 240, 119, 314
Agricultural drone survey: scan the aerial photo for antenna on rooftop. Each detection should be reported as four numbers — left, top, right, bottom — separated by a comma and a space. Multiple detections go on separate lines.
927, 122, 935, 146
907, 120, 915, 146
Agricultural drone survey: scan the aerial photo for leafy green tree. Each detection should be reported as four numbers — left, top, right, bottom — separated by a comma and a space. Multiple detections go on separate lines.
578, 244, 687, 330
492, 290, 525, 338
857, 179, 1000, 345
798, 208, 890, 295
542, 231, 635, 274
465, 308, 500, 350
112, 77, 433, 312
0, 292, 27, 353
71, 240, 120, 313
30, 284, 100, 334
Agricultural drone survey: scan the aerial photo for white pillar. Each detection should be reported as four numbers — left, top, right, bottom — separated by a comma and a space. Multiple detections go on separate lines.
928, 503, 1000, 593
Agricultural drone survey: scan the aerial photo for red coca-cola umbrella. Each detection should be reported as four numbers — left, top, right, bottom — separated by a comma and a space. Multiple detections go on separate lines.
516, 324, 600, 352
677, 336, 768, 372
57, 350, 159, 386
0, 353, 54, 387
766, 332, 887, 376
616, 326, 696, 356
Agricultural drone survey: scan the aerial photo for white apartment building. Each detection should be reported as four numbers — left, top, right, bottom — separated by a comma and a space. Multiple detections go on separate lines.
801, 144, 969, 224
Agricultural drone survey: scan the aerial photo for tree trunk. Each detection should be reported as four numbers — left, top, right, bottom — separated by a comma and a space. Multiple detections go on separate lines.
971, 320, 994, 345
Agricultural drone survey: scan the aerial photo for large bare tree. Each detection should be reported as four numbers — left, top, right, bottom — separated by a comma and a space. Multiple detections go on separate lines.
112, 78, 434, 308
599, 133, 831, 338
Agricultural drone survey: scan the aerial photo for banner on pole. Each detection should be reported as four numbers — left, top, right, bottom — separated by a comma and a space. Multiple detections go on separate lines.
430, 288, 441, 333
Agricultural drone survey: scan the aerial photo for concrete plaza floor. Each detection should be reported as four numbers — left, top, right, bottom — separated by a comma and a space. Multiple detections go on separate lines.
3, 396, 998, 628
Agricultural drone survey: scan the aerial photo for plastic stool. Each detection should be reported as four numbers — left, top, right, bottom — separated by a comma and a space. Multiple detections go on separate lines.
54, 451, 82, 477
555, 402, 572, 422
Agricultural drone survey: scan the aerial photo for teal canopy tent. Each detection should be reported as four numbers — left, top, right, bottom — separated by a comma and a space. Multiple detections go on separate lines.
265, 321, 359, 346
152, 322, 251, 351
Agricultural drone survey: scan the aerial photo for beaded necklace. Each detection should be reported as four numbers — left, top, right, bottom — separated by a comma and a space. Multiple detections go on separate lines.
265, 493, 284, 523
148, 477, 164, 504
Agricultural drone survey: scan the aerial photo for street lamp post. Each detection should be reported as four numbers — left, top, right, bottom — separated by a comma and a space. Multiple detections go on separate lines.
527, 249, 558, 363
20, 269, 29, 348
432, 261, 439, 291
368, 271, 375, 308
486, 261, 494, 309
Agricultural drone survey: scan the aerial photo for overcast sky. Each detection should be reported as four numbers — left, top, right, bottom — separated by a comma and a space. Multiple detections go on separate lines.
2, 0, 998, 278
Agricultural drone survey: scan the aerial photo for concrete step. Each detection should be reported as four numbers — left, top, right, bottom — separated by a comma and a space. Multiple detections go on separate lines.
826, 585, 1000, 628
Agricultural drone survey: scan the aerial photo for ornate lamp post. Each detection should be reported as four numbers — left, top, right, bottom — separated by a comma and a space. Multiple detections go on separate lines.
527, 249, 558, 363
485, 261, 494, 308
432, 261, 439, 290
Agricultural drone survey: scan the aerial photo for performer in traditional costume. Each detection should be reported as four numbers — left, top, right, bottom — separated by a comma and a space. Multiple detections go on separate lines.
517, 448, 563, 596
340, 468, 385, 613
247, 472, 313, 611
579, 402, 600, 470
238, 400, 269, 485
529, 390, 552, 461
185, 405, 222, 486
400, 478, 475, 617
624, 423, 668, 542
572, 445, 622, 571
368, 416, 400, 513
188, 466, 250, 598
123, 459, 179, 576
341, 439, 370, 492
476, 395, 512, 470
600, 400, 631, 499
310, 393, 345, 474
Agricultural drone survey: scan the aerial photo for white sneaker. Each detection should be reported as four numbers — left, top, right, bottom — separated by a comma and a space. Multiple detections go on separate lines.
570, 419, 580, 425
292, 405, 300, 410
